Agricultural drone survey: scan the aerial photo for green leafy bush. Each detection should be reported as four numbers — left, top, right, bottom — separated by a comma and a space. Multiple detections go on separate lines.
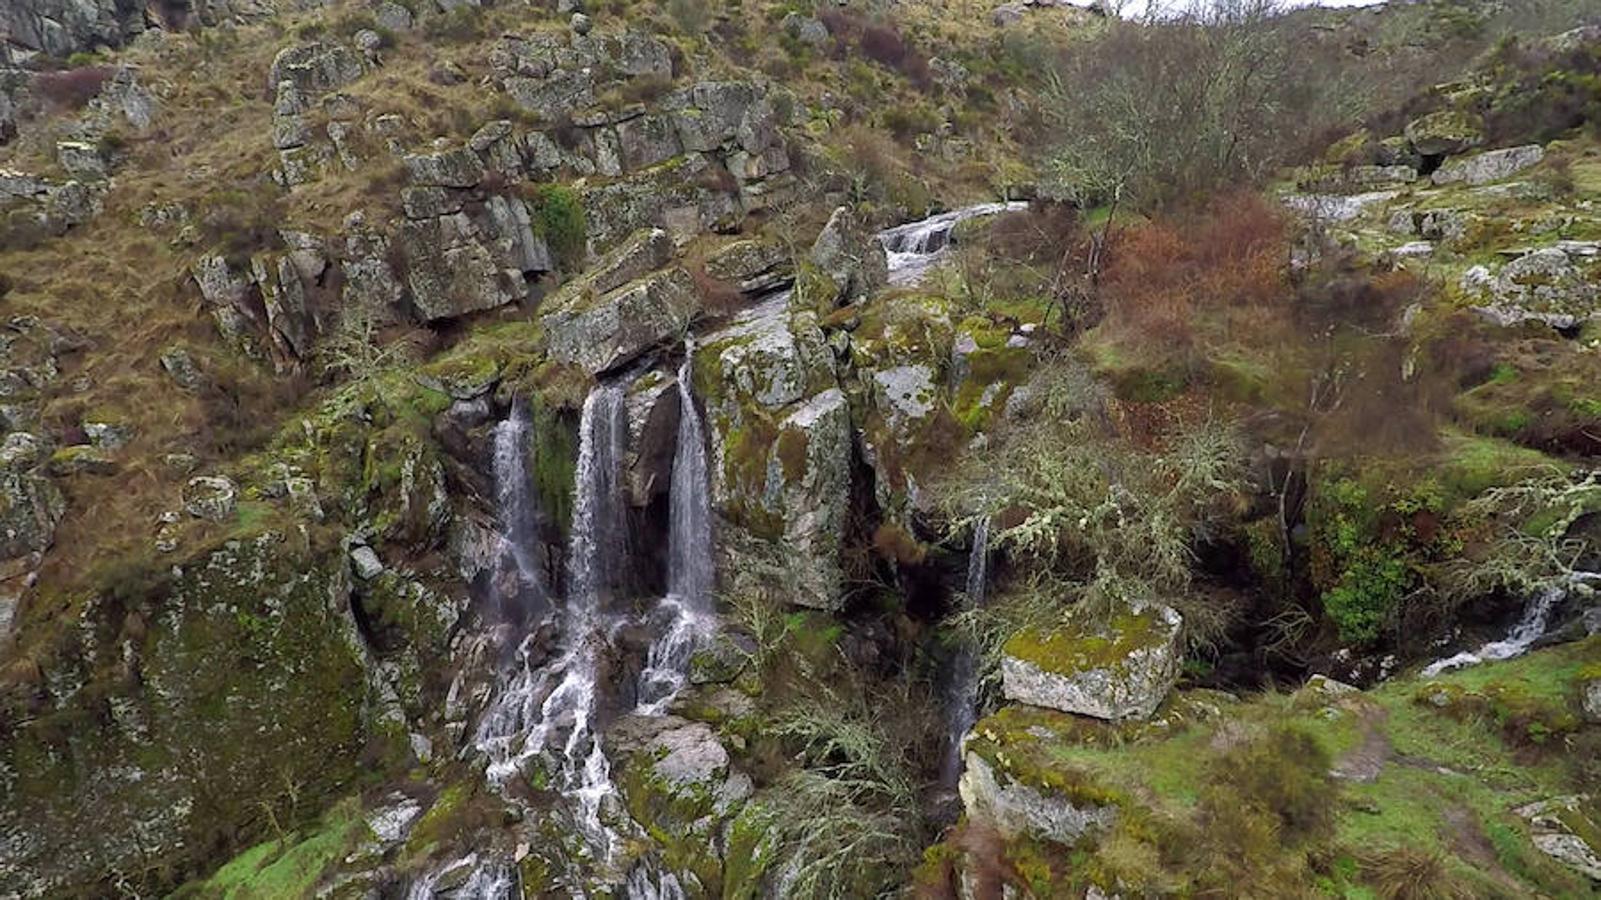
524, 184, 587, 270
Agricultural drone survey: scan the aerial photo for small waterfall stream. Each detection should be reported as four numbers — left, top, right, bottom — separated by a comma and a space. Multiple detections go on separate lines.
877, 201, 1029, 285
1420, 570, 1600, 677
489, 404, 545, 616
941, 518, 990, 788
637, 356, 716, 715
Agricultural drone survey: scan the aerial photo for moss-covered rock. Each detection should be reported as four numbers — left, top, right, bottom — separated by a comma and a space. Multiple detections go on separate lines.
959, 706, 1129, 845
1404, 108, 1486, 157
1001, 602, 1183, 721
0, 530, 390, 897
610, 713, 754, 894
693, 297, 849, 608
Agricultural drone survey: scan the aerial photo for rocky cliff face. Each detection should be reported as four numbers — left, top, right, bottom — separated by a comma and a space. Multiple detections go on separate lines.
1, 1, 1600, 897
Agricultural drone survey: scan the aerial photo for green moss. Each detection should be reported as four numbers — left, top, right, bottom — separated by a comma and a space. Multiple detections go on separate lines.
775, 427, 809, 482
964, 707, 1132, 811
618, 748, 728, 893
526, 392, 578, 535
171, 799, 370, 899
1437, 432, 1564, 500
1003, 605, 1166, 676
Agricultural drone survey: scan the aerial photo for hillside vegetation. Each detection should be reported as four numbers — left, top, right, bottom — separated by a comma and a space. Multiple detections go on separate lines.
0, 0, 1598, 897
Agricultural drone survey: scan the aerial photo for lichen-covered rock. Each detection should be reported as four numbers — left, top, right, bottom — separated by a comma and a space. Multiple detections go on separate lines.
610, 713, 752, 891
1431, 144, 1545, 186
959, 707, 1123, 844
850, 298, 1032, 518
543, 267, 698, 375
704, 238, 791, 295
694, 298, 849, 608
268, 41, 366, 96
1462, 246, 1600, 329
623, 367, 680, 507
771, 389, 852, 607
47, 444, 117, 476
1404, 109, 1485, 157
581, 154, 741, 250
1001, 602, 1183, 721
1582, 677, 1601, 723
0, 0, 144, 57
0, 444, 63, 638
398, 211, 517, 322
192, 254, 265, 346
808, 206, 888, 308
0, 531, 386, 898
404, 147, 486, 189
1516, 797, 1601, 881
183, 474, 237, 521
340, 211, 407, 325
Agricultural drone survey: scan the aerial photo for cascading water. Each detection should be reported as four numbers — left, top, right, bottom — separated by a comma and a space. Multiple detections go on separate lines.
877, 201, 1030, 285
472, 386, 631, 869
406, 853, 517, 900
1421, 570, 1601, 677
941, 517, 990, 787
637, 356, 716, 715
489, 403, 545, 616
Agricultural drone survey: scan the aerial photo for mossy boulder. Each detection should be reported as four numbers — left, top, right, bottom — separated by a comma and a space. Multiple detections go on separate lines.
610, 713, 754, 893
543, 267, 697, 376
1404, 108, 1486, 157
1001, 602, 1183, 721
849, 298, 1033, 519
959, 706, 1127, 845
0, 531, 387, 897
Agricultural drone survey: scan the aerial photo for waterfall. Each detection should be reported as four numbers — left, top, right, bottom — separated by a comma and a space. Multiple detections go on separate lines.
406, 853, 517, 900
490, 403, 546, 617
637, 358, 716, 715
472, 384, 631, 871
941, 517, 990, 788
568, 385, 630, 615
1421, 570, 1600, 677
877, 201, 1030, 286
966, 517, 990, 608
667, 358, 714, 609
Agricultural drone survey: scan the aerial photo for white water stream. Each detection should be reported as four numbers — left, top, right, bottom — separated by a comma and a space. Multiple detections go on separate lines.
637, 356, 717, 715
877, 201, 1029, 285
1421, 571, 1600, 677
941, 518, 990, 787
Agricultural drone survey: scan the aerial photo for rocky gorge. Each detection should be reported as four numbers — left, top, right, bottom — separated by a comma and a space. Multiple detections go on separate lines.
1, 0, 1600, 897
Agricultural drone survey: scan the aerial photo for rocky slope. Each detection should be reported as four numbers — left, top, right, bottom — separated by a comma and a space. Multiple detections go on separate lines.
0, 0, 1598, 898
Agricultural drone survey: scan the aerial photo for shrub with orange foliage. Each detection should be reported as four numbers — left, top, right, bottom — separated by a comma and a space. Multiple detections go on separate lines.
1100, 192, 1290, 361
31, 66, 112, 111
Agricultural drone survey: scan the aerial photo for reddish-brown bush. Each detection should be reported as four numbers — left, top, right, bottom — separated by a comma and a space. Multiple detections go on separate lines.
32, 66, 112, 111
1101, 192, 1289, 357
860, 24, 907, 67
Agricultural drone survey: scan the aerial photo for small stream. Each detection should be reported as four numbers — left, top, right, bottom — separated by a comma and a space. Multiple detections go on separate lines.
1421, 570, 1600, 677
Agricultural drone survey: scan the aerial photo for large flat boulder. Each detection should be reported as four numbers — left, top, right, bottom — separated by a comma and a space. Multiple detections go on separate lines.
542, 267, 697, 375
1431, 144, 1545, 186
1001, 602, 1183, 721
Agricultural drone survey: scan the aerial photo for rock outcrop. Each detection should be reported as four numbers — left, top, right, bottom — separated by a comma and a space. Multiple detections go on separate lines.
695, 296, 850, 609
959, 706, 1123, 844
0, 531, 395, 898
1001, 602, 1183, 721
1431, 144, 1545, 186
